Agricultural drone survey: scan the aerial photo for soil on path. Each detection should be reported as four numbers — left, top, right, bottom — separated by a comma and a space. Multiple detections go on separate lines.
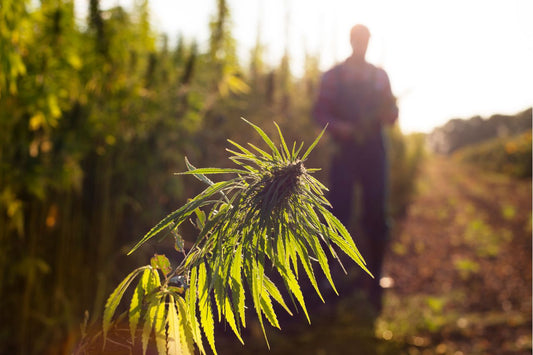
380, 155, 532, 355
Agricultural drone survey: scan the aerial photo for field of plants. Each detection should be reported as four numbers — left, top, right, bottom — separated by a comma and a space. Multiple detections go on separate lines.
1, 1, 530, 354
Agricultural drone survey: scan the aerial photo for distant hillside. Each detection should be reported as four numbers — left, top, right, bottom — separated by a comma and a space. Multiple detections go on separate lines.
427, 108, 532, 154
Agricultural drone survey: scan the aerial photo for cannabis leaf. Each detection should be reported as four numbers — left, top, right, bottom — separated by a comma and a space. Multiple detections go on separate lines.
102, 119, 370, 354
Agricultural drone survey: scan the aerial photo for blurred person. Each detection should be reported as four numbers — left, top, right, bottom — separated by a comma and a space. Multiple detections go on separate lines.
313, 24, 398, 313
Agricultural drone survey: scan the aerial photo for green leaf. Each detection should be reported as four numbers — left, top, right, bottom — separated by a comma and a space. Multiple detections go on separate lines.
274, 121, 290, 159
247, 142, 273, 160
142, 294, 161, 355
151, 254, 172, 276
280, 265, 310, 323
263, 275, 292, 316
260, 291, 279, 329
293, 236, 324, 302
321, 208, 371, 276
223, 291, 244, 344
176, 296, 196, 355
194, 208, 206, 230
128, 180, 237, 255
198, 263, 217, 355
129, 268, 152, 344
307, 231, 337, 294
154, 297, 167, 355
186, 268, 206, 355
103, 266, 149, 346
179, 167, 249, 175
301, 124, 328, 161
230, 244, 246, 327
167, 295, 182, 355
241, 117, 280, 158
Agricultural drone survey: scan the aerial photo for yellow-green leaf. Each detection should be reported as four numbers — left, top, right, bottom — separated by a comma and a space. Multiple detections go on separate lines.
129, 268, 152, 344
176, 296, 196, 355
167, 295, 182, 355
103, 266, 149, 346
154, 298, 167, 355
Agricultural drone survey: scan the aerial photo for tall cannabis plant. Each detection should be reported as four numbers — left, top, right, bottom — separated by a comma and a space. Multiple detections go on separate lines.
102, 119, 370, 354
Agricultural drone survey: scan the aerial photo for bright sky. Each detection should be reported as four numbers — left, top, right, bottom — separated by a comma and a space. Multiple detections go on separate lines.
94, 0, 532, 133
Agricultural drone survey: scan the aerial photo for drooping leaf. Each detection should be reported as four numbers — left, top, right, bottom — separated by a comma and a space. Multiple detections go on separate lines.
197, 263, 216, 355
142, 294, 161, 355
167, 295, 182, 355
103, 266, 149, 346
176, 295, 197, 355
154, 297, 167, 355
129, 268, 152, 344
230, 244, 246, 327
263, 275, 292, 316
186, 268, 206, 355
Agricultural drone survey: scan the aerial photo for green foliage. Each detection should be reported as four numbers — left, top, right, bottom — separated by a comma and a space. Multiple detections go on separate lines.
103, 120, 370, 354
453, 131, 532, 178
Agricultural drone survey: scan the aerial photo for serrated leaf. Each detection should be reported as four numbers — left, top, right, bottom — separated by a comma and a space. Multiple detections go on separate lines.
280, 266, 310, 323
306, 230, 338, 294
176, 296, 197, 355
320, 208, 372, 276
167, 295, 182, 355
186, 268, 206, 354
129, 268, 152, 344
230, 244, 246, 327
223, 292, 244, 344
260, 291, 279, 329
293, 236, 324, 302
128, 180, 237, 255
248, 259, 269, 347
103, 266, 149, 346
198, 263, 216, 355
263, 275, 292, 316
151, 254, 172, 276
154, 298, 167, 355
142, 295, 161, 355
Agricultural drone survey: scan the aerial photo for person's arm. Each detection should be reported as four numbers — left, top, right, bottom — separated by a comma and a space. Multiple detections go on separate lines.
375, 69, 398, 125
313, 68, 354, 140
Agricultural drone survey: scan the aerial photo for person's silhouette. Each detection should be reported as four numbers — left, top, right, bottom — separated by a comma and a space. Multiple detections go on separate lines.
313, 24, 398, 313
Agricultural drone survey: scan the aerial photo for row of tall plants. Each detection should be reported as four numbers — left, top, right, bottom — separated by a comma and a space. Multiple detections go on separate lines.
0, 1, 423, 353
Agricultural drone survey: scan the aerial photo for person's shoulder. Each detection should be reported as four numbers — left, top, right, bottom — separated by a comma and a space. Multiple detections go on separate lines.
366, 62, 386, 74
322, 63, 343, 77
319, 63, 343, 86
368, 64, 390, 83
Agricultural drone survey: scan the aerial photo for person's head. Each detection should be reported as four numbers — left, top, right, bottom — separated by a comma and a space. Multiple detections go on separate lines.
350, 24, 370, 60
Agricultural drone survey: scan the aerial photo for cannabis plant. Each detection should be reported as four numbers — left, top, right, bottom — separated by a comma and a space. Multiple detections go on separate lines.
102, 119, 370, 354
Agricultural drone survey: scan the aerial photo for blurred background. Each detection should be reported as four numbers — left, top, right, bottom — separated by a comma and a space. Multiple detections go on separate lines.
0, 0, 531, 354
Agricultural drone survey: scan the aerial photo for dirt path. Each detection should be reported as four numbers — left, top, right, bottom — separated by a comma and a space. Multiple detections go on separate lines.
381, 155, 532, 354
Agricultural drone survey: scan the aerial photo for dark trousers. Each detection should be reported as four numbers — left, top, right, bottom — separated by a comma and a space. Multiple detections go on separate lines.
328, 139, 389, 311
